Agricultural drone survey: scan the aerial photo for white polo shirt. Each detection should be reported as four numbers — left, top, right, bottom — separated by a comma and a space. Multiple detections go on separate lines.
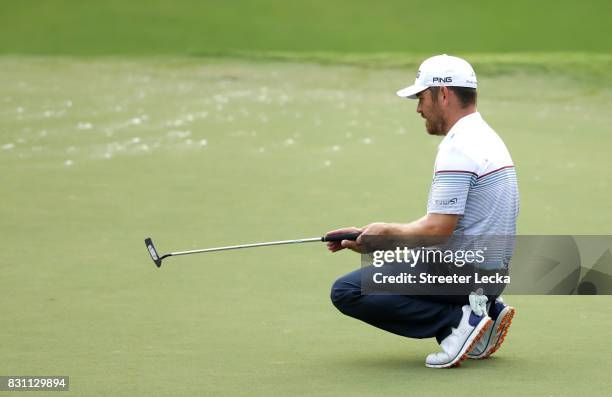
427, 112, 519, 236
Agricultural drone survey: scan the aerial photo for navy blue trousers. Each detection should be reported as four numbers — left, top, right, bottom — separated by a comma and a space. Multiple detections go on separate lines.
330, 267, 466, 342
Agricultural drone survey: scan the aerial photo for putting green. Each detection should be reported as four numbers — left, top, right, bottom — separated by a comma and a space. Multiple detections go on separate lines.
1, 57, 611, 396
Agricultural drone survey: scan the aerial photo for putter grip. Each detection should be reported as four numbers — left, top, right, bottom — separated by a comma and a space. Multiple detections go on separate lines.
322, 232, 361, 242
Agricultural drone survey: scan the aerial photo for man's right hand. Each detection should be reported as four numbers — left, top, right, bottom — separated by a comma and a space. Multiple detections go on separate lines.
325, 227, 363, 253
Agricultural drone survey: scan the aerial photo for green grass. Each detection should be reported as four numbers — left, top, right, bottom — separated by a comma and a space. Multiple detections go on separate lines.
1, 0, 611, 55
2, 2, 611, 394
1, 56, 611, 395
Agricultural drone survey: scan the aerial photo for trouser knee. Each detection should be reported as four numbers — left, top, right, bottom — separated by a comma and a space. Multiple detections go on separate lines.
330, 276, 360, 314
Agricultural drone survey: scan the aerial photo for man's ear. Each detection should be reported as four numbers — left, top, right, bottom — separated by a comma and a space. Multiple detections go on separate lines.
441, 86, 450, 103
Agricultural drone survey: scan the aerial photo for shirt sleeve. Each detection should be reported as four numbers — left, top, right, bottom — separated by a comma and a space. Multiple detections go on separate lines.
427, 147, 479, 215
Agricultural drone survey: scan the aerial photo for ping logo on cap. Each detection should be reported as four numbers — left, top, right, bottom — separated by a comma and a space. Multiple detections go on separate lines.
432, 76, 453, 83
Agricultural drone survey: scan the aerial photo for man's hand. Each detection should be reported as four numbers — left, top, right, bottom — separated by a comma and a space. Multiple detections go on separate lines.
326, 215, 459, 254
325, 227, 363, 253
326, 223, 389, 254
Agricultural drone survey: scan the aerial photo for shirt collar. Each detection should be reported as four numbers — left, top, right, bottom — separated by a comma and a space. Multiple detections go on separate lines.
440, 111, 481, 146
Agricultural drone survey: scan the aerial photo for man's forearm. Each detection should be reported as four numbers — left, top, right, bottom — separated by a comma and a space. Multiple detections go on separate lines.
381, 214, 457, 247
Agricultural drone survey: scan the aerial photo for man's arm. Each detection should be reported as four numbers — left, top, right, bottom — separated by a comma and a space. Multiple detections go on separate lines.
326, 213, 459, 253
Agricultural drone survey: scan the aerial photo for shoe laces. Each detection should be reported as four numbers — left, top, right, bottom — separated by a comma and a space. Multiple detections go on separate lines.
469, 292, 488, 316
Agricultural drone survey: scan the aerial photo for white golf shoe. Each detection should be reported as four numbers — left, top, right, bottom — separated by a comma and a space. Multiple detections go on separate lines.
425, 305, 492, 368
468, 297, 515, 359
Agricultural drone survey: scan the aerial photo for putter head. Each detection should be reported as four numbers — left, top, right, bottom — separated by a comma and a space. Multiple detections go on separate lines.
144, 237, 163, 268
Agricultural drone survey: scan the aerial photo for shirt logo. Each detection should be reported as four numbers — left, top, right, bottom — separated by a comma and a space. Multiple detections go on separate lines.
435, 198, 458, 206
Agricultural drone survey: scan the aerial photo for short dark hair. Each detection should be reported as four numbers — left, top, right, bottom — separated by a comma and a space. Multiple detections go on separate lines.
429, 86, 477, 108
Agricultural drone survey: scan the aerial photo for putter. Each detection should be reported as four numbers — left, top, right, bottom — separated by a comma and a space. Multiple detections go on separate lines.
144, 232, 361, 268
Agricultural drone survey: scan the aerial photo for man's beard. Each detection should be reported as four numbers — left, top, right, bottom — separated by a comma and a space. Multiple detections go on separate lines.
425, 113, 446, 135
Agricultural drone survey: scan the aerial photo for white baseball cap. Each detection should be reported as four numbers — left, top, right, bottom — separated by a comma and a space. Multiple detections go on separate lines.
396, 54, 477, 99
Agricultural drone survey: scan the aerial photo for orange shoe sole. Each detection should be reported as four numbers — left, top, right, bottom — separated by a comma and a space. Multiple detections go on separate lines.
448, 318, 493, 368
487, 307, 515, 357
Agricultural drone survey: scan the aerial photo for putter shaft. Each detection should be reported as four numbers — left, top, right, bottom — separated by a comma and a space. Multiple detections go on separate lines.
169, 237, 322, 257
